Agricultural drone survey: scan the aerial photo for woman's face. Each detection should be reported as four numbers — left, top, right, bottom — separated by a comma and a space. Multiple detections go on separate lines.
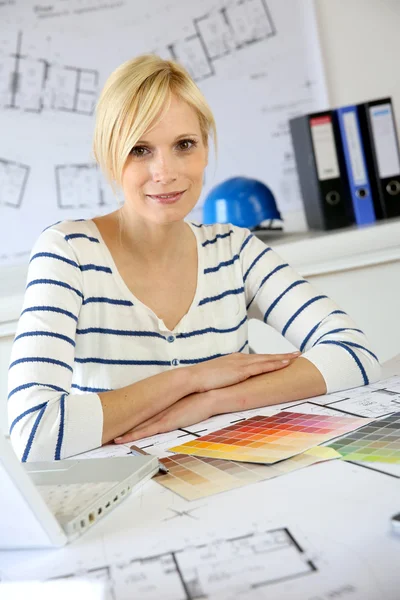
121, 95, 208, 225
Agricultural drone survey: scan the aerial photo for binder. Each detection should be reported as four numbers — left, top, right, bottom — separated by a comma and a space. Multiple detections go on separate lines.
357, 98, 400, 219
336, 105, 376, 225
289, 111, 353, 230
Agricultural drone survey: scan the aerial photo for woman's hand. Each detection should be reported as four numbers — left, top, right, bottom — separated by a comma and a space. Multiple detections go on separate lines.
188, 351, 300, 393
113, 351, 301, 444
114, 390, 215, 444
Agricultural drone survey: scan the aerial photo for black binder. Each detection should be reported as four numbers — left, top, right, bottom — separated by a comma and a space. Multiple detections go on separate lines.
289, 111, 353, 230
357, 98, 400, 219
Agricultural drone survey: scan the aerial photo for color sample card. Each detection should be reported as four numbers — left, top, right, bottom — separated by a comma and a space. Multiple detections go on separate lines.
155, 447, 340, 500
328, 412, 400, 463
168, 412, 371, 464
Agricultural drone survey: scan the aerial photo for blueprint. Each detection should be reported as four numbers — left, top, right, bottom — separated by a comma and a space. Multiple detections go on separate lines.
1, 459, 399, 599
0, 0, 329, 265
2, 372, 400, 598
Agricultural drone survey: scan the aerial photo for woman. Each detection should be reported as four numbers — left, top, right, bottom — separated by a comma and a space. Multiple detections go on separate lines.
8, 55, 381, 462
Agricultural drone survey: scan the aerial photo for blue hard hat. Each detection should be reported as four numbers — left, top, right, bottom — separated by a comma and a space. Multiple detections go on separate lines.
203, 176, 282, 229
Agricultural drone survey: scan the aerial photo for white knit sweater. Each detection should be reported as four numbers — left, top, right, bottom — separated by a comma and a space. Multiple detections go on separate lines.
8, 219, 381, 461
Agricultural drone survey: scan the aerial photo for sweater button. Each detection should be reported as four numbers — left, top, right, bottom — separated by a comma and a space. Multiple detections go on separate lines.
166, 335, 175, 343
171, 358, 180, 367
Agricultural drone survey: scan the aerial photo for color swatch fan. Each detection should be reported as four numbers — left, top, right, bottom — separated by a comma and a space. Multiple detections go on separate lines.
168, 412, 371, 465
156, 447, 340, 501
328, 412, 400, 463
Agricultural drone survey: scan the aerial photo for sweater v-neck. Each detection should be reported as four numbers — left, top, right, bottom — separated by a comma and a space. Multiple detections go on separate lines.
87, 219, 203, 333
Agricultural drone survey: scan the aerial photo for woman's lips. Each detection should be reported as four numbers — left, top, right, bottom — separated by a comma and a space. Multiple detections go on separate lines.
147, 191, 185, 204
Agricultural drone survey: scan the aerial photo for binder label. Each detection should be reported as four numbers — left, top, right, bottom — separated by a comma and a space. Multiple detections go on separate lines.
343, 111, 367, 185
310, 116, 340, 181
369, 103, 400, 178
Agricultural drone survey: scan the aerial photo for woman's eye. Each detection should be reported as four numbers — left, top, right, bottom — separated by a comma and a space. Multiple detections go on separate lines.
178, 138, 197, 151
130, 139, 197, 157
131, 146, 148, 157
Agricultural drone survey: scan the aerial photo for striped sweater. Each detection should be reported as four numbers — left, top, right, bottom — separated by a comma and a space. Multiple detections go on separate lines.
8, 219, 381, 462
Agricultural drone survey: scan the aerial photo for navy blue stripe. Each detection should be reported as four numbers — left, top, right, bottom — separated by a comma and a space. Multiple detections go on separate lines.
82, 297, 133, 306
176, 315, 247, 339
202, 231, 233, 247
65, 233, 100, 243
79, 264, 112, 273
75, 357, 171, 366
30, 252, 78, 268
9, 357, 73, 372
14, 330, 76, 347
71, 384, 112, 393
300, 312, 348, 352
76, 327, 164, 339
338, 341, 378, 362
301, 321, 323, 353
243, 248, 271, 282
22, 404, 47, 463
204, 254, 239, 274
180, 354, 222, 365
313, 327, 363, 346
199, 287, 244, 306
75, 317, 247, 339
320, 340, 369, 385
54, 395, 66, 461
190, 222, 207, 228
246, 264, 289, 310
26, 278, 83, 299
8, 382, 67, 401
264, 280, 307, 323
240, 234, 253, 254
21, 305, 78, 322
238, 339, 249, 353
10, 402, 48, 434
180, 340, 249, 364
42, 220, 62, 232
282, 295, 327, 337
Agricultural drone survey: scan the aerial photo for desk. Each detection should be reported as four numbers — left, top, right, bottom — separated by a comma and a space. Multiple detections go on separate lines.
1, 359, 400, 599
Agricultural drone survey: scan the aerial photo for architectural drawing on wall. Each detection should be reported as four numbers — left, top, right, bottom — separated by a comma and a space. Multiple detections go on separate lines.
167, 0, 276, 81
53, 527, 315, 599
55, 163, 110, 209
0, 0, 329, 266
32, 0, 126, 20
0, 31, 98, 114
0, 157, 29, 208
46, 64, 98, 115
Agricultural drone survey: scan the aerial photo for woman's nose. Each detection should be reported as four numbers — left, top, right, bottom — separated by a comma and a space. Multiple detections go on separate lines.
150, 152, 178, 184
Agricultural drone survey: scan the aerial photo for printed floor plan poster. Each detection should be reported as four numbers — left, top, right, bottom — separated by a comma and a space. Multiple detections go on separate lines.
0, 0, 328, 265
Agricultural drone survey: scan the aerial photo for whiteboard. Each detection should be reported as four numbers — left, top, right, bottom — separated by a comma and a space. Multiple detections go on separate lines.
0, 0, 329, 266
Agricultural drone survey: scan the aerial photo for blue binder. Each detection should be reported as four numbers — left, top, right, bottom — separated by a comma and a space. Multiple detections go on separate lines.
336, 105, 376, 225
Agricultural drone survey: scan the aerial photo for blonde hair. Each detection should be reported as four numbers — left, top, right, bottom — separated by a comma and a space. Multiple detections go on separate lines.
93, 54, 217, 189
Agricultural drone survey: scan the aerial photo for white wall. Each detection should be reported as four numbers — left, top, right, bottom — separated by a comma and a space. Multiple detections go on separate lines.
285, 0, 400, 231
315, 0, 400, 125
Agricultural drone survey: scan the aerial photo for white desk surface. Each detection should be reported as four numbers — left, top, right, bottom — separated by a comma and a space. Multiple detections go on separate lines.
1, 358, 400, 599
